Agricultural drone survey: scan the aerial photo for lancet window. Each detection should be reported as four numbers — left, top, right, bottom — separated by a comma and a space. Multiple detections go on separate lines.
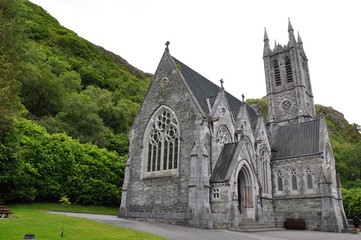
276, 170, 283, 192
274, 60, 281, 86
305, 166, 313, 189
260, 149, 269, 194
285, 56, 293, 83
291, 168, 298, 190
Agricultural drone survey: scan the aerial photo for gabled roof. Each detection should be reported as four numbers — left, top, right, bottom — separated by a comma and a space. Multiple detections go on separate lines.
211, 142, 240, 183
271, 119, 321, 160
172, 57, 242, 114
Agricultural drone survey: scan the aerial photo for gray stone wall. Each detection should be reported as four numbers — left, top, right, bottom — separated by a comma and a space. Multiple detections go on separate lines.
272, 154, 325, 230
120, 52, 202, 223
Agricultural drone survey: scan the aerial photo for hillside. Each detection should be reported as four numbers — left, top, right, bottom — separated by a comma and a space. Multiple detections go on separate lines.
1, 0, 152, 149
0, 0, 152, 205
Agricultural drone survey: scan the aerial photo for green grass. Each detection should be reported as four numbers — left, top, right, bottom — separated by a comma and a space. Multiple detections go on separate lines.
0, 203, 168, 240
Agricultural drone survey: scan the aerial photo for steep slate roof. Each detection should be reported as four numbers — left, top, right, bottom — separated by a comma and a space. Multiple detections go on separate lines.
172, 57, 242, 114
211, 142, 240, 183
271, 119, 321, 160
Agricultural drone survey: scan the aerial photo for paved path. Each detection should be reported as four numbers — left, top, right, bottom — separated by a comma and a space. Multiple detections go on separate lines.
50, 212, 360, 240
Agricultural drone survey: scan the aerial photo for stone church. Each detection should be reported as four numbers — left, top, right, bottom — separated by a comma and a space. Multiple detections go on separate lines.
119, 20, 348, 232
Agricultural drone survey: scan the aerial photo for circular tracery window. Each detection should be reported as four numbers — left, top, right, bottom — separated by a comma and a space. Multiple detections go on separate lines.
281, 100, 292, 111
150, 129, 161, 144
217, 126, 231, 144
165, 125, 178, 141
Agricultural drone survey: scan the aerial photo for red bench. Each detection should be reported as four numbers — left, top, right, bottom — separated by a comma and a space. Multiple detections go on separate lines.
0, 207, 14, 218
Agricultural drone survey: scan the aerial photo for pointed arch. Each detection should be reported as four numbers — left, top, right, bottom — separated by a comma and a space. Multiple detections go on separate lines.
304, 166, 313, 190
143, 105, 180, 178
274, 60, 281, 86
284, 56, 293, 83
290, 168, 298, 190
237, 163, 254, 214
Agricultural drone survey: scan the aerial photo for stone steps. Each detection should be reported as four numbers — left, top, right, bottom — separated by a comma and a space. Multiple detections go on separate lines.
238, 217, 284, 232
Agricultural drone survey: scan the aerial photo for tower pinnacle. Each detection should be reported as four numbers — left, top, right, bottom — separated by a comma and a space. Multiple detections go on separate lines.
288, 18, 296, 47
263, 28, 270, 57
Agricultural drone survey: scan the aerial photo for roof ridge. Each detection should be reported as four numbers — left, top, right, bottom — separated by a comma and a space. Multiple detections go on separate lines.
278, 118, 320, 129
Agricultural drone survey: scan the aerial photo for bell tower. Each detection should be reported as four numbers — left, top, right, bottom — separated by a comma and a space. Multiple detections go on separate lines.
263, 19, 315, 127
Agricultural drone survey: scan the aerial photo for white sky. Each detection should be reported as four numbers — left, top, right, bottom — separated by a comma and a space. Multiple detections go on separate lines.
29, 0, 361, 125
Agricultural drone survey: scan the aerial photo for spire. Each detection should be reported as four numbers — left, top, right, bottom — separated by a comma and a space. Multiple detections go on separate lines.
263, 28, 270, 57
264, 28, 269, 42
287, 18, 296, 47
297, 31, 303, 44
288, 18, 294, 32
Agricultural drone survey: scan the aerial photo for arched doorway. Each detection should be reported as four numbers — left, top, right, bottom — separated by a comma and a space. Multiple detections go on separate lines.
237, 166, 253, 216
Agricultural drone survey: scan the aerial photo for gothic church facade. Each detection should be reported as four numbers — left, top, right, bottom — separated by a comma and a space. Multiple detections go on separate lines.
119, 21, 348, 232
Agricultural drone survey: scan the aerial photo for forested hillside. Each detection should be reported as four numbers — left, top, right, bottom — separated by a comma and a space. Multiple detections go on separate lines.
0, 0, 151, 205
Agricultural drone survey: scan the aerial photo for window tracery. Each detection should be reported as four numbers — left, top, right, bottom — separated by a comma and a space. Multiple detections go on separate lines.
291, 168, 297, 190
217, 126, 231, 144
147, 107, 180, 174
305, 166, 313, 189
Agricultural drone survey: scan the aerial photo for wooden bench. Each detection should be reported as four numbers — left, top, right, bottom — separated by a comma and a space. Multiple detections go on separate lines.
284, 218, 306, 230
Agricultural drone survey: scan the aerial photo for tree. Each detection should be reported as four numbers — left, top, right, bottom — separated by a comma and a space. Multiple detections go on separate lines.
0, 0, 25, 130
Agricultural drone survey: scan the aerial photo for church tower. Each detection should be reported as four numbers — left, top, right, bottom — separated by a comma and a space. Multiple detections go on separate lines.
263, 19, 315, 127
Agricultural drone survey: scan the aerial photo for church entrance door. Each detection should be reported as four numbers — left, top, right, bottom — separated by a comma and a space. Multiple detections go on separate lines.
237, 166, 253, 216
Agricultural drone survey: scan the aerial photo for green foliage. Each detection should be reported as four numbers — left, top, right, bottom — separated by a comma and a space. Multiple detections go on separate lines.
0, 0, 26, 130
0, 119, 125, 206
342, 188, 361, 218
59, 196, 71, 206
245, 97, 268, 122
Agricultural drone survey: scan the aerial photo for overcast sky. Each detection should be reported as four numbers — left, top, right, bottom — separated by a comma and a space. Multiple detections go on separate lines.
29, 0, 361, 125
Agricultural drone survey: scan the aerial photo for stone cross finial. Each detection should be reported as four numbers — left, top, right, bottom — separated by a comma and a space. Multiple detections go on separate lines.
220, 79, 224, 90
165, 41, 170, 50
242, 94, 245, 103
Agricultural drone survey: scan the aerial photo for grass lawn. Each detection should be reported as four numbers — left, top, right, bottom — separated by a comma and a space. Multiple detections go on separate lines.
0, 203, 168, 240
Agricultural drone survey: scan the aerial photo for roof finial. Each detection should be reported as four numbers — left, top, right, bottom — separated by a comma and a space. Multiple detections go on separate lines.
220, 78, 224, 90
165, 41, 170, 51
242, 94, 245, 103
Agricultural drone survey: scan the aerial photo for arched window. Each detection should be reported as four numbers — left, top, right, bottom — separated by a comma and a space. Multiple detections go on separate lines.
147, 107, 180, 174
260, 148, 269, 194
290, 168, 297, 190
216, 126, 231, 144
274, 60, 281, 86
305, 166, 313, 189
284, 56, 293, 83
276, 170, 283, 192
